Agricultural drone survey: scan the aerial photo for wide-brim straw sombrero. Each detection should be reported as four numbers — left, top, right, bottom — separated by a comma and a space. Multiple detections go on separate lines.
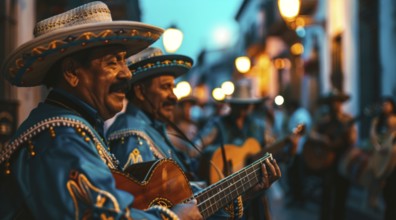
1, 1, 164, 87
177, 95, 199, 105
318, 89, 351, 104
127, 47, 193, 84
222, 79, 264, 104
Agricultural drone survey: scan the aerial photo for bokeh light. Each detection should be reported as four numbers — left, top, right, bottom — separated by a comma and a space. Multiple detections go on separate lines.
174, 81, 191, 99
291, 43, 304, 55
274, 95, 285, 106
212, 88, 225, 101
235, 56, 251, 73
163, 27, 184, 53
278, 0, 301, 19
221, 81, 235, 95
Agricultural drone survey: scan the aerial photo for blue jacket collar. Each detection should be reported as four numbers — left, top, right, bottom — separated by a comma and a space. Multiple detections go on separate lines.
46, 88, 105, 137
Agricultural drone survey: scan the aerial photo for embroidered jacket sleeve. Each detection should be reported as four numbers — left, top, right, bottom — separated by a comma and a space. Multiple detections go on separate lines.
1, 126, 178, 220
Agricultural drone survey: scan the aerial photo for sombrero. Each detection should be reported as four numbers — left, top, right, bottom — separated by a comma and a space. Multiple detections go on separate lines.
222, 79, 264, 104
318, 89, 350, 104
178, 95, 198, 105
1, 1, 164, 87
127, 47, 193, 84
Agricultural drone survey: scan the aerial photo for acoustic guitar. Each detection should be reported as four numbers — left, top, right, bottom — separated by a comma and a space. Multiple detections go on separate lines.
303, 114, 364, 172
199, 124, 305, 184
303, 106, 377, 172
369, 132, 396, 179
112, 153, 275, 219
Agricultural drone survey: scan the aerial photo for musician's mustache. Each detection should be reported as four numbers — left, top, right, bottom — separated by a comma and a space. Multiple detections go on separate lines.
109, 81, 131, 93
162, 100, 177, 107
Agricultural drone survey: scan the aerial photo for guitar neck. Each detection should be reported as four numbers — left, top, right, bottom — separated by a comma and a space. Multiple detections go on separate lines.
246, 136, 291, 164
265, 136, 291, 155
263, 124, 305, 157
191, 153, 273, 218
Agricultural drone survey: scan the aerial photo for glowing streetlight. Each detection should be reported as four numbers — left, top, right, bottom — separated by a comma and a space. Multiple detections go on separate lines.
235, 56, 251, 73
274, 95, 285, 106
174, 81, 191, 99
212, 88, 225, 101
213, 26, 232, 48
221, 81, 235, 95
278, 0, 301, 20
278, 0, 320, 31
163, 26, 183, 53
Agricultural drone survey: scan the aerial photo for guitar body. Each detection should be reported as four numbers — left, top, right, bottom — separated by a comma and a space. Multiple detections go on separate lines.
369, 133, 396, 179
113, 153, 275, 218
302, 137, 335, 171
112, 159, 193, 210
303, 114, 359, 172
199, 124, 305, 184
199, 138, 262, 184
338, 147, 370, 187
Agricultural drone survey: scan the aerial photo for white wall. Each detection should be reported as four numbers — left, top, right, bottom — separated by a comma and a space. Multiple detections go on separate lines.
326, 0, 358, 116
380, 0, 396, 97
14, 0, 43, 125
343, 0, 359, 116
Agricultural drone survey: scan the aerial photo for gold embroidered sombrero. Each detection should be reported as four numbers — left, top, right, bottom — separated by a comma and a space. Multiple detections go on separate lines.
223, 79, 264, 104
318, 89, 350, 104
127, 47, 193, 84
1, 1, 164, 87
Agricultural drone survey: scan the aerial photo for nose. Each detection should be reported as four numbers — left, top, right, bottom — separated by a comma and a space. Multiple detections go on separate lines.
119, 63, 132, 80
169, 88, 178, 101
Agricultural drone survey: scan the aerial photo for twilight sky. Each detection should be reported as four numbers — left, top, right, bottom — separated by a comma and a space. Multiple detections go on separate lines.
140, 0, 244, 62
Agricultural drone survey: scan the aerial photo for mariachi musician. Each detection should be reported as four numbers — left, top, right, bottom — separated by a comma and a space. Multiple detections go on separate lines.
369, 96, 396, 219
193, 79, 293, 220
310, 89, 357, 220
106, 48, 281, 220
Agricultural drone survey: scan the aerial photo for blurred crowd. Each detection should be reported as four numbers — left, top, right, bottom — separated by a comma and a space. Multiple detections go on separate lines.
164, 83, 396, 220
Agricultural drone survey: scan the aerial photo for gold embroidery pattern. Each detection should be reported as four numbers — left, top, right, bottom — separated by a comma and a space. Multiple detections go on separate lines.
123, 149, 143, 170
148, 205, 179, 220
67, 172, 120, 220
108, 129, 166, 160
0, 117, 117, 169
9, 29, 161, 79
224, 196, 244, 219
130, 59, 193, 75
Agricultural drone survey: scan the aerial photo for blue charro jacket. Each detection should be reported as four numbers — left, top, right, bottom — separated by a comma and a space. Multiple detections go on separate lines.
107, 102, 190, 172
107, 102, 243, 219
0, 89, 178, 220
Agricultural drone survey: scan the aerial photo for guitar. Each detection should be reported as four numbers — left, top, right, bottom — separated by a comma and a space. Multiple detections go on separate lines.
303, 114, 364, 172
303, 106, 378, 172
199, 124, 305, 184
369, 132, 396, 179
112, 153, 275, 219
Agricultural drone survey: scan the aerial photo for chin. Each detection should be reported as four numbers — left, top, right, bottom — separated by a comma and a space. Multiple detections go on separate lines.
103, 108, 122, 120
161, 112, 174, 122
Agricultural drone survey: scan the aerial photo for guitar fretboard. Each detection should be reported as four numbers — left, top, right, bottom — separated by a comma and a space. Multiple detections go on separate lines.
191, 153, 272, 218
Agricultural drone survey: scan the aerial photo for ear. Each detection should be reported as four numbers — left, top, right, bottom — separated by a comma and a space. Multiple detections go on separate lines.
61, 58, 79, 87
133, 84, 145, 101
63, 71, 79, 87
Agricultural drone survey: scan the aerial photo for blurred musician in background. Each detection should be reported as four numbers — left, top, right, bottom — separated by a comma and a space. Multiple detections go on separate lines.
369, 96, 396, 219
311, 90, 357, 220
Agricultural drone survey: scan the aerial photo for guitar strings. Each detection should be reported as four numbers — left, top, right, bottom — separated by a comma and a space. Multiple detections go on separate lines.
193, 154, 272, 215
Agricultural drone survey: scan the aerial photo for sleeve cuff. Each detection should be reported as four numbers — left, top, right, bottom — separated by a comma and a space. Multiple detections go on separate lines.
148, 205, 180, 220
